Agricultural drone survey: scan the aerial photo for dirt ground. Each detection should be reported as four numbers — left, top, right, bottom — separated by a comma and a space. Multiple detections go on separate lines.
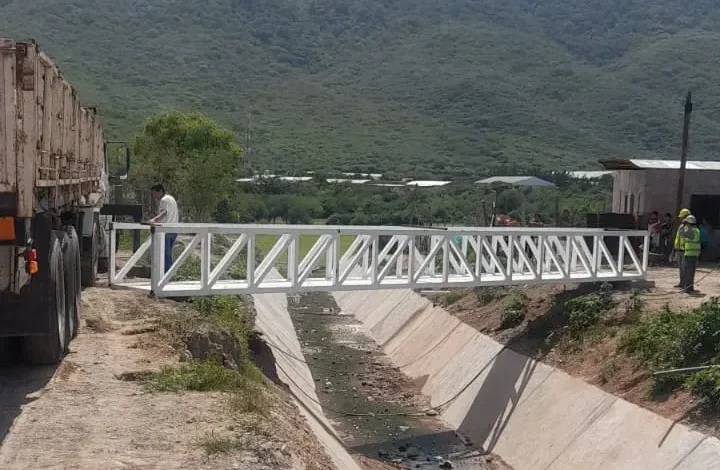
0, 285, 337, 470
432, 264, 720, 440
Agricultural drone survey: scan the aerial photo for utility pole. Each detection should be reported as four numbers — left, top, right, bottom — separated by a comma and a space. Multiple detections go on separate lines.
675, 91, 693, 215
244, 106, 253, 174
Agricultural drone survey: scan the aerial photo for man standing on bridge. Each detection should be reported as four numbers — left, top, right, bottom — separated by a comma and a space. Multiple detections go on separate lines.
149, 184, 179, 273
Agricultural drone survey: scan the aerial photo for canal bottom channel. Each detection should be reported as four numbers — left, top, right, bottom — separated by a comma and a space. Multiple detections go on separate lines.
286, 292, 510, 470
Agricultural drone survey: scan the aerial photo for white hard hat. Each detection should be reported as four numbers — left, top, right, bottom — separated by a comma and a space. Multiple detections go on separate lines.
684, 215, 697, 224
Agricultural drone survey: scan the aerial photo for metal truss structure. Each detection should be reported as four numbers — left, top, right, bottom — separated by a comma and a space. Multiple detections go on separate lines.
109, 223, 649, 298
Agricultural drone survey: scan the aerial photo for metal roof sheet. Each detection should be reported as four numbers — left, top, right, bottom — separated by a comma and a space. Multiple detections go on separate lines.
566, 171, 614, 179
600, 159, 720, 171
406, 180, 452, 187
326, 178, 370, 184
475, 176, 555, 187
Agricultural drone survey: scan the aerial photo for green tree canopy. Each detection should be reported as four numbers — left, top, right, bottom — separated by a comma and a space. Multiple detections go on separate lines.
131, 112, 244, 221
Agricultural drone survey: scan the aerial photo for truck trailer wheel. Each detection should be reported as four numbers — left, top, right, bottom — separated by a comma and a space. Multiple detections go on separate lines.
81, 218, 100, 287
63, 227, 82, 339
23, 237, 68, 365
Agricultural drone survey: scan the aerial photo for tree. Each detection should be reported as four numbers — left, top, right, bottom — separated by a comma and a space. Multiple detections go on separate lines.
131, 112, 243, 221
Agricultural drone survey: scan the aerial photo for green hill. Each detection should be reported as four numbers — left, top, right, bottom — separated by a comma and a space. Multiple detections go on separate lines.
2, 0, 719, 177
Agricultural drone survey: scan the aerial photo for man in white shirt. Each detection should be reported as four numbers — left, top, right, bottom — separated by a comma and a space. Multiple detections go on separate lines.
149, 184, 179, 272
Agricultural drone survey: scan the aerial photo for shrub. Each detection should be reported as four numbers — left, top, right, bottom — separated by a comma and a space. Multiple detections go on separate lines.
475, 286, 507, 305
621, 290, 644, 324
440, 290, 464, 307
499, 290, 528, 329
686, 367, 720, 411
564, 289, 613, 337
620, 299, 720, 371
620, 306, 692, 369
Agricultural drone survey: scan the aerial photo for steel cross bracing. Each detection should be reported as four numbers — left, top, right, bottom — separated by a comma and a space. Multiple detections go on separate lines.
109, 223, 649, 298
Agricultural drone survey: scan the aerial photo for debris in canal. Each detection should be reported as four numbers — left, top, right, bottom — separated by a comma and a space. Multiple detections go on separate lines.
286, 291, 512, 470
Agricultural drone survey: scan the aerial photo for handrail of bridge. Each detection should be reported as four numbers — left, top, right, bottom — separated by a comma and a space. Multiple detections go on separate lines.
108, 222, 650, 298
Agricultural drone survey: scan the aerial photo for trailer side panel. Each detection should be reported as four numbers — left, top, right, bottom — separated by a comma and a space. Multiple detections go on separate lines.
0, 39, 104, 217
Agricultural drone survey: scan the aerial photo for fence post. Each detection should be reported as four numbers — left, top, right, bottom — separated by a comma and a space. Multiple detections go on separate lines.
370, 235, 379, 286
247, 234, 255, 288
201, 229, 211, 292
617, 235, 626, 277
109, 222, 117, 286
150, 226, 163, 296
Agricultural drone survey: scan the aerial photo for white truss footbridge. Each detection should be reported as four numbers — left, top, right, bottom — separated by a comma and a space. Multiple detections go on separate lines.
108, 223, 649, 298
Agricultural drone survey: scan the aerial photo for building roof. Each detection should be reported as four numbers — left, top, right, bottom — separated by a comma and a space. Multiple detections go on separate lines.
342, 172, 383, 179
566, 171, 614, 179
475, 176, 556, 187
326, 178, 370, 184
600, 159, 720, 171
405, 180, 452, 187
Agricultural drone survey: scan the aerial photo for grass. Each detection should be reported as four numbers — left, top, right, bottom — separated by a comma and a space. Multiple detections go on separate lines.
150, 359, 253, 392
253, 233, 356, 277
254, 233, 356, 259
199, 432, 245, 455
116, 229, 151, 252
149, 359, 267, 412
150, 295, 268, 415
198, 430, 281, 465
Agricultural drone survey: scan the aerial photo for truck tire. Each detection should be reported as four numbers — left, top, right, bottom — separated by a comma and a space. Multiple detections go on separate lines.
63, 227, 81, 339
81, 218, 100, 287
22, 237, 68, 365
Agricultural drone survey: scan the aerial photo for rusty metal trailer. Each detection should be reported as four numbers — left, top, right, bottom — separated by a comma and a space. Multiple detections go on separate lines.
0, 38, 134, 364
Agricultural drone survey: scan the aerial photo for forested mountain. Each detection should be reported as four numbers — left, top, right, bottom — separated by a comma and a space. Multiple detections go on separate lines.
2, 0, 719, 177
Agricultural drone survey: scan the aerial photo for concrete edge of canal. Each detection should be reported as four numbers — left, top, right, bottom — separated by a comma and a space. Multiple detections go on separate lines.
332, 289, 720, 470
252, 290, 364, 470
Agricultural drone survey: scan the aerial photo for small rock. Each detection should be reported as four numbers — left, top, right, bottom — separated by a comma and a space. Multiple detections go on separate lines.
398, 426, 410, 432
398, 445, 407, 452
439, 461, 454, 469
426, 409, 439, 416
378, 449, 390, 458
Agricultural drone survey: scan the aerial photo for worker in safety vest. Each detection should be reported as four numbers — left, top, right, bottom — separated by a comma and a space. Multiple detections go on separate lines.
678, 214, 701, 293
672, 208, 692, 287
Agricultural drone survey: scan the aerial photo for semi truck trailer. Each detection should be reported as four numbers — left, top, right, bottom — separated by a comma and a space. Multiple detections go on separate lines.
0, 38, 136, 364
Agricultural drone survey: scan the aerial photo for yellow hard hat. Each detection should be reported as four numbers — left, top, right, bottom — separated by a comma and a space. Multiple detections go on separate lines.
678, 208, 691, 218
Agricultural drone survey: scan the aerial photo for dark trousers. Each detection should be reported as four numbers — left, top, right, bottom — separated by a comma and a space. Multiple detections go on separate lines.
681, 255, 697, 291
676, 251, 684, 286
164, 233, 177, 273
